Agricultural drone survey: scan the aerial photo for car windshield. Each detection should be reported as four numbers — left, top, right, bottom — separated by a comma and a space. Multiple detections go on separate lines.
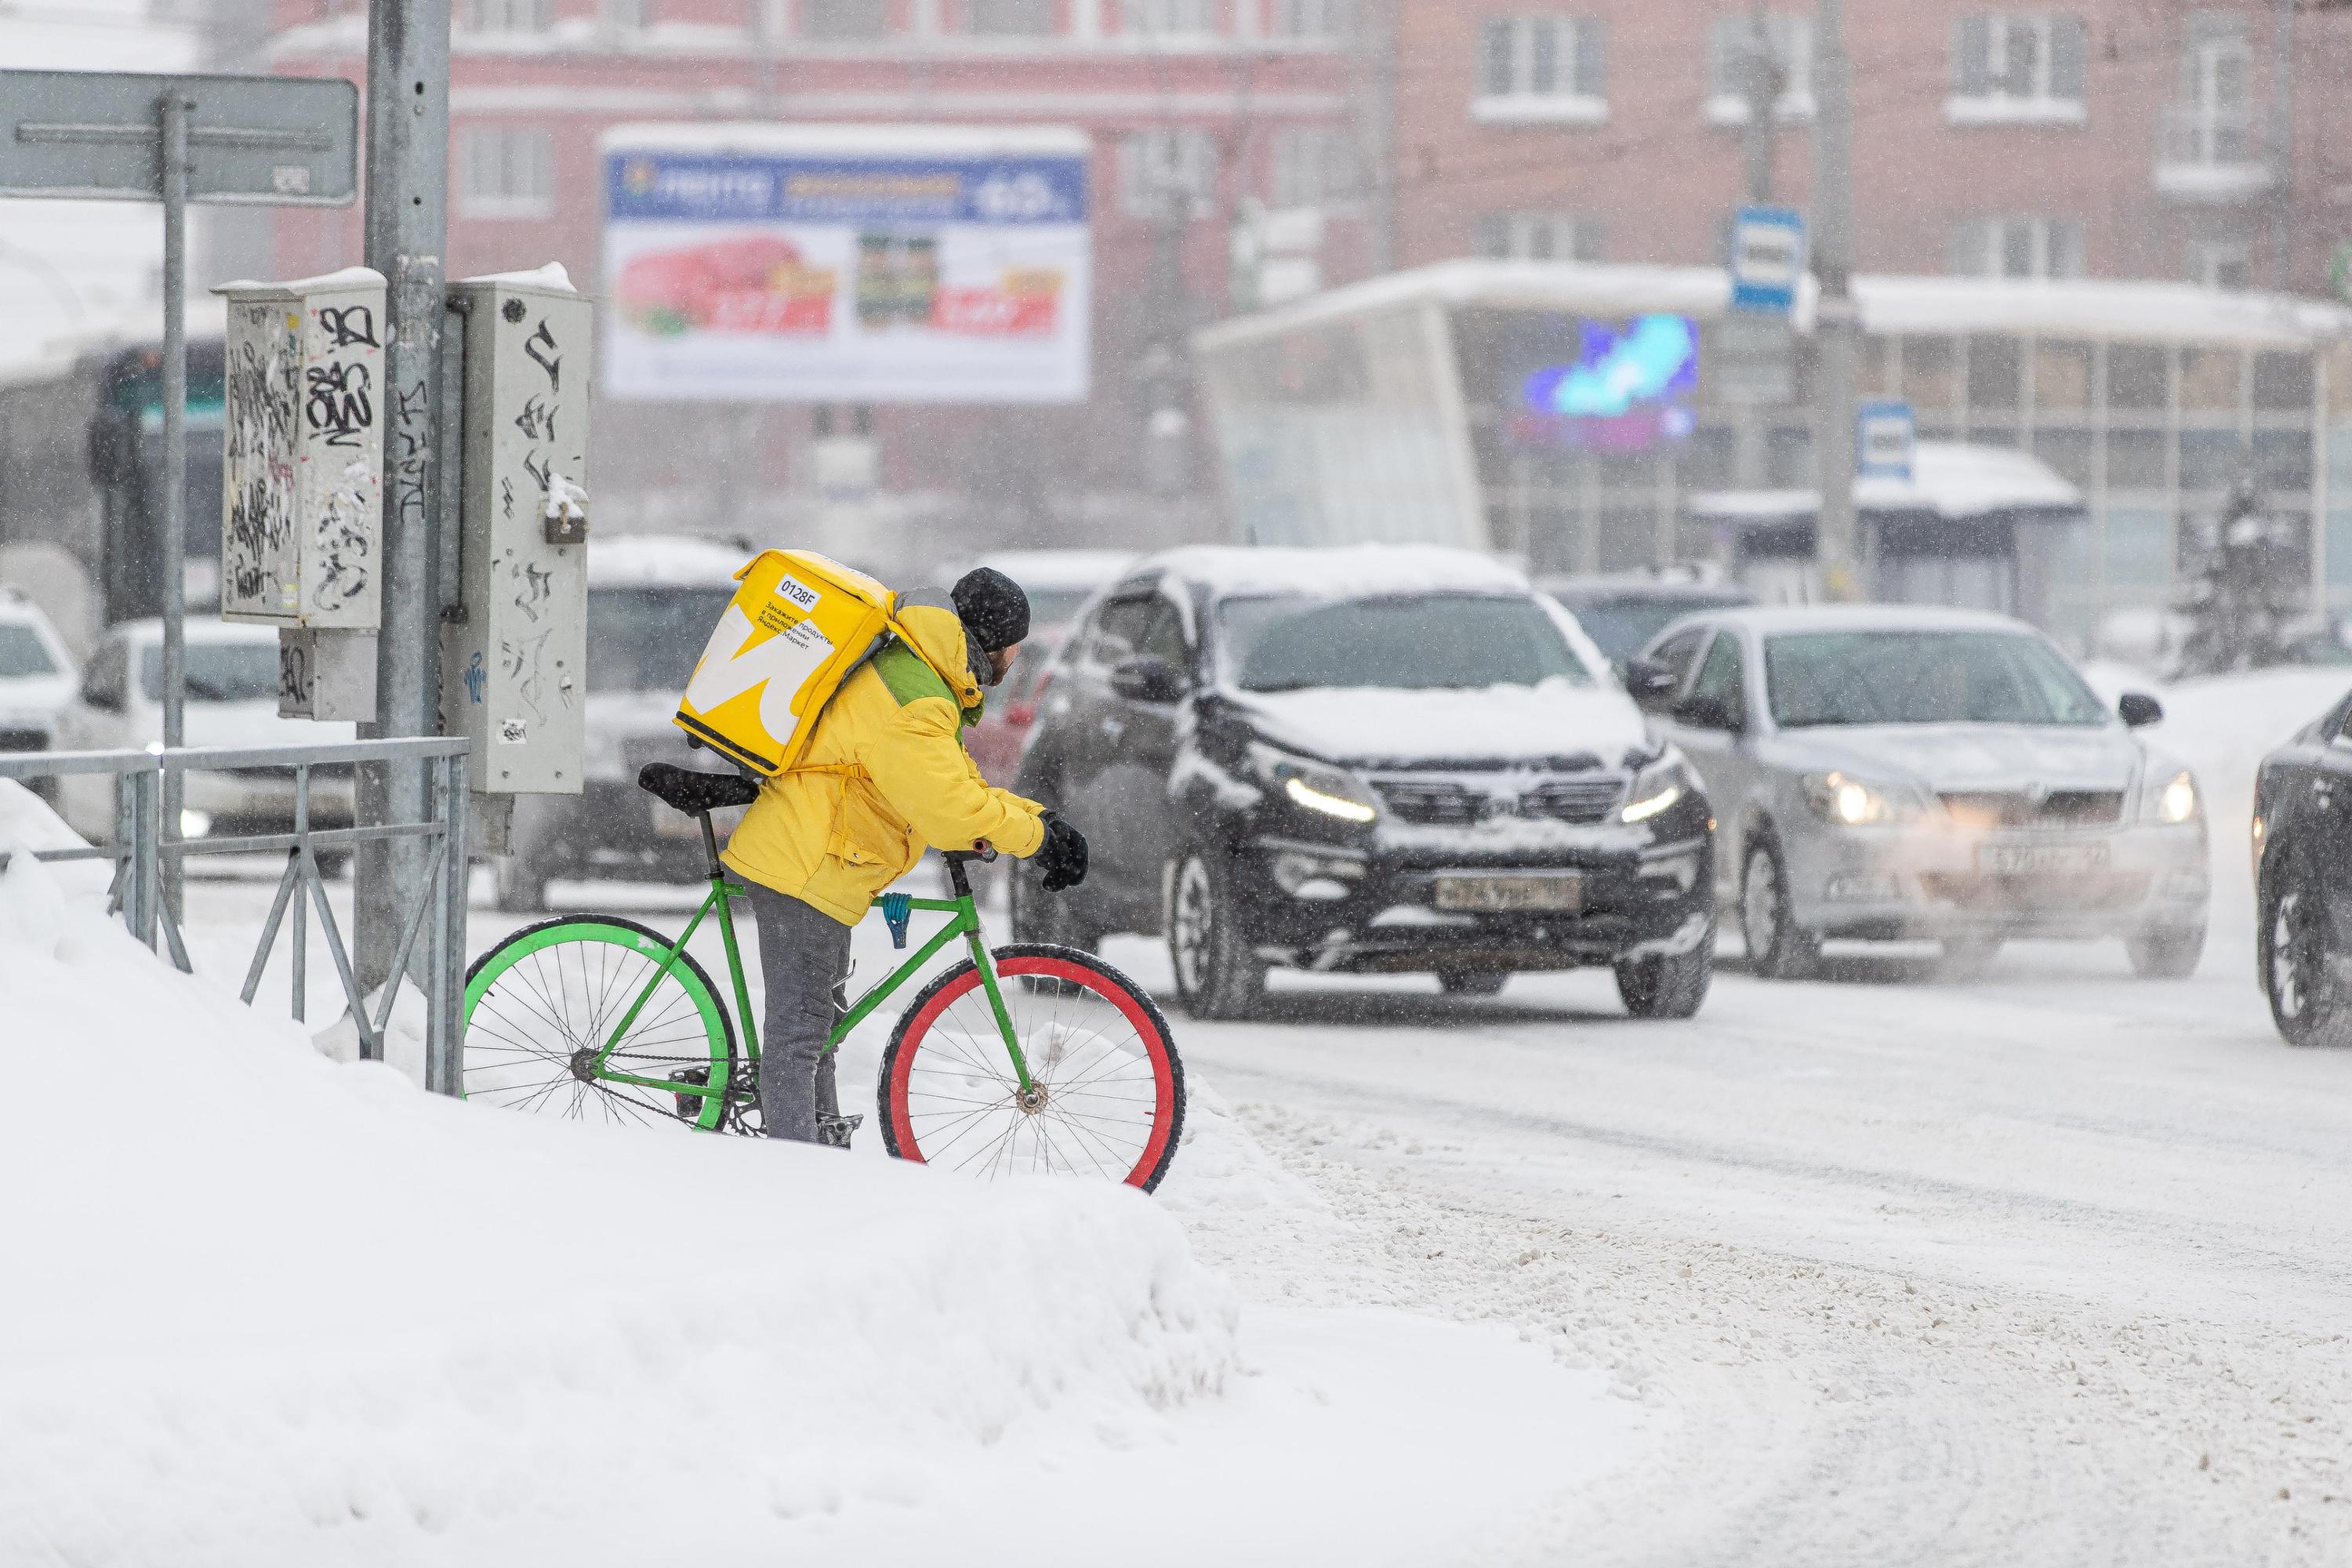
1566, 599, 1726, 665
1765, 630, 2109, 728
139, 641, 278, 704
588, 586, 735, 695
1021, 586, 1096, 629
1219, 593, 1594, 693
0, 623, 57, 678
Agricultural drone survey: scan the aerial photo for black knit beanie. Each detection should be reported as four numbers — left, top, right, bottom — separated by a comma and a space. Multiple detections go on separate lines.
952, 567, 1032, 653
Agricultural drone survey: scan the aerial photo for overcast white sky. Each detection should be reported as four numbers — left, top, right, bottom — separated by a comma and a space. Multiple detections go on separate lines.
0, 0, 206, 372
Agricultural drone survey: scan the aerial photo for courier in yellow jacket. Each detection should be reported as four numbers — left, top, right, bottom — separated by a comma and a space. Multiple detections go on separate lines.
725, 568, 1089, 1147
721, 601, 1046, 919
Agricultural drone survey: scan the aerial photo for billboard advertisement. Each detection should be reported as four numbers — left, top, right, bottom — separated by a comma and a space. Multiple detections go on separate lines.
1504, 314, 1699, 452
601, 125, 1091, 405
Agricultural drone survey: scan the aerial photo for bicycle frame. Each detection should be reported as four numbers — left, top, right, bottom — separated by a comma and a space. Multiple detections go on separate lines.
582, 814, 1033, 1109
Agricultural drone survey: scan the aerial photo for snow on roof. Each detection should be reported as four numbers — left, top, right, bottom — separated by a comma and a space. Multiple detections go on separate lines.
1690, 443, 2082, 525
1147, 543, 1529, 597
212, 267, 385, 299
455, 263, 577, 295
973, 549, 1141, 589
1196, 259, 2352, 354
599, 122, 1091, 158
1714, 602, 2036, 635
586, 534, 750, 589
0, 294, 230, 392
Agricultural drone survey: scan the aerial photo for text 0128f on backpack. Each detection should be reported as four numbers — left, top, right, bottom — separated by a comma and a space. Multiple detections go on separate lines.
674, 550, 897, 775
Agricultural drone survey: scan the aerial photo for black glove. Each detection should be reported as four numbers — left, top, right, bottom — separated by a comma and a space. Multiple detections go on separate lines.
1035, 810, 1089, 893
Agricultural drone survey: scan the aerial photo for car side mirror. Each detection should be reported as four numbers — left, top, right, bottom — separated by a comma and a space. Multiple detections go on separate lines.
1624, 656, 1681, 713
2118, 691, 2164, 728
1110, 653, 1187, 704
1672, 692, 1740, 732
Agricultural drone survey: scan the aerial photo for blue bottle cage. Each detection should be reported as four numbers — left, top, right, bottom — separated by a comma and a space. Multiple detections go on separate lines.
880, 891, 913, 950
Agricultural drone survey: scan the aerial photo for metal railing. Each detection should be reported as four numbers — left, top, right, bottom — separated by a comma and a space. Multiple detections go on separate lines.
0, 738, 469, 1094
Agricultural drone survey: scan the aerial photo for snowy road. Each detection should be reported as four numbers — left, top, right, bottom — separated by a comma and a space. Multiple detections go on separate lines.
175, 858, 2351, 1564
1120, 928, 2352, 1566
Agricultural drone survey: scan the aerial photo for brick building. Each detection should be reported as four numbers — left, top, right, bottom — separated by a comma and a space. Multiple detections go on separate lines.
261, 0, 1371, 561
1389, 1, 2349, 295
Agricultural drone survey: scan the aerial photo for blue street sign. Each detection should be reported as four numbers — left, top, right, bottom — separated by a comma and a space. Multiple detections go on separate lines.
1858, 400, 1916, 481
1728, 205, 1806, 316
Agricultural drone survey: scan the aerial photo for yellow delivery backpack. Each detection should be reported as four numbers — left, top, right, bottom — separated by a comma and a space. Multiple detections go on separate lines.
673, 550, 899, 776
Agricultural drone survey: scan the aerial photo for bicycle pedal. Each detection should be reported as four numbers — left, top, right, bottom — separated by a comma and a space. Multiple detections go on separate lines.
817, 1112, 863, 1149
880, 892, 913, 950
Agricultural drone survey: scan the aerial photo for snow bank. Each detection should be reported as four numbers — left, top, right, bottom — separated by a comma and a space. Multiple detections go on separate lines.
0, 803, 1238, 1565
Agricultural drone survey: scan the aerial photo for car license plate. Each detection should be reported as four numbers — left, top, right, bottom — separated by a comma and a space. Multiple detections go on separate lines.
1976, 842, 2107, 876
1434, 873, 1583, 913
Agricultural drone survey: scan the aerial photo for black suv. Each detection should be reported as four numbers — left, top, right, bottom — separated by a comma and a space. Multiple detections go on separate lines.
1007, 546, 1716, 1019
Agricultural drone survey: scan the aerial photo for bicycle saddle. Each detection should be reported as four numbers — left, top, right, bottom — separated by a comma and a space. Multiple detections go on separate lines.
637, 763, 760, 815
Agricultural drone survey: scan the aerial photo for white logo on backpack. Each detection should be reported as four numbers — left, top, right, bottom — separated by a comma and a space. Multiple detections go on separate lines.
681, 604, 838, 747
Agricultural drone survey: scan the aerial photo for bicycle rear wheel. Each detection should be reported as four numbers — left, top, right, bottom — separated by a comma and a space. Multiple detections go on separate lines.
877, 942, 1185, 1192
463, 916, 736, 1131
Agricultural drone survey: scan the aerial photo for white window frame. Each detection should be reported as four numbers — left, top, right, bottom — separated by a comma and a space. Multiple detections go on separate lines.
2187, 238, 2252, 291
459, 0, 553, 34
1704, 12, 1813, 125
1265, 0, 1349, 43
1946, 13, 2089, 127
1948, 215, 2084, 280
459, 125, 555, 220
1120, 128, 1220, 219
1475, 211, 1603, 263
1473, 15, 1608, 127
1122, 0, 1217, 42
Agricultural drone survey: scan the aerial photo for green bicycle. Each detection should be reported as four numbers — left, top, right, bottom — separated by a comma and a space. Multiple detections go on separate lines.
459, 765, 1186, 1191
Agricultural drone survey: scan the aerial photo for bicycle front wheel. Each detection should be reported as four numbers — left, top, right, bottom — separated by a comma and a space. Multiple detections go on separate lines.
878, 942, 1185, 1192
463, 916, 736, 1131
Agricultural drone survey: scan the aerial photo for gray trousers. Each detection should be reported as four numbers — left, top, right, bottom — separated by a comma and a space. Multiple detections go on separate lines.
743, 880, 852, 1143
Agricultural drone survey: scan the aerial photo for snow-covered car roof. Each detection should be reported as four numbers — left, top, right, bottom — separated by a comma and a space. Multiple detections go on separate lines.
1689, 444, 2082, 527
1147, 544, 1530, 599
586, 535, 748, 590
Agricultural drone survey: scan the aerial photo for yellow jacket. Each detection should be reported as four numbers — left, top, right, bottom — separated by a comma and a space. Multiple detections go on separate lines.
720, 604, 1047, 923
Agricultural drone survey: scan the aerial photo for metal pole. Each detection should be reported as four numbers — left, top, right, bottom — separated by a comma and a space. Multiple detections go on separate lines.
358, 0, 451, 998
2270, 0, 2293, 290
1809, 0, 1861, 599
158, 91, 190, 921
1740, 2, 1780, 205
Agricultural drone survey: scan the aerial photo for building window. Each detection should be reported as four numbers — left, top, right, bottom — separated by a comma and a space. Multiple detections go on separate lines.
1267, 0, 1351, 41
459, 125, 554, 218
1475, 212, 1603, 263
1268, 126, 1359, 209
803, 0, 891, 39
1947, 216, 2083, 279
1120, 128, 1219, 218
969, 0, 1054, 35
1475, 16, 1608, 125
1123, 0, 1215, 39
1947, 14, 2086, 124
2187, 238, 2252, 291
2158, 12, 2260, 177
459, 0, 551, 31
603, 0, 648, 27
1705, 12, 1812, 124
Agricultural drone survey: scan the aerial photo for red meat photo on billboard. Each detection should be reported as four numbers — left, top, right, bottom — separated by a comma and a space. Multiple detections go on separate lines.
932, 267, 1064, 336
617, 234, 837, 337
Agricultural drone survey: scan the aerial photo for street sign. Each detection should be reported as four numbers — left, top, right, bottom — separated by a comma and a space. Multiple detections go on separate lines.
1712, 314, 1795, 405
1729, 205, 1806, 316
0, 69, 357, 204
1858, 400, 1916, 481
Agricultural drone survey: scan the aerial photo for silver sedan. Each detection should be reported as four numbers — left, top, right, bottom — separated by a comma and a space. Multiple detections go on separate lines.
1629, 605, 2209, 979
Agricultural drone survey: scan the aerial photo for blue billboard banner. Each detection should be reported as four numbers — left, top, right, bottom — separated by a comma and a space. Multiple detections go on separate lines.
1508, 314, 1700, 451
608, 152, 1088, 227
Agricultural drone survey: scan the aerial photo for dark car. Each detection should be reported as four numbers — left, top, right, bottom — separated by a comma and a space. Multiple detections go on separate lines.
1007, 546, 1717, 1020
1539, 573, 1755, 673
2253, 686, 2352, 1044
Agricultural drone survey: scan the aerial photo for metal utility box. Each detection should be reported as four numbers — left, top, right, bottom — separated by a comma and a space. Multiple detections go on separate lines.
215, 267, 387, 630
442, 266, 593, 796
277, 625, 378, 720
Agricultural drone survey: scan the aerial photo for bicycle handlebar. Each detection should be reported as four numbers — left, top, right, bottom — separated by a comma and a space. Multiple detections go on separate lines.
942, 844, 998, 865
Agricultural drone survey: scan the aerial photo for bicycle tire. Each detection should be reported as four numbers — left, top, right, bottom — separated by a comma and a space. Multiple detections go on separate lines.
877, 942, 1185, 1192
463, 916, 737, 1132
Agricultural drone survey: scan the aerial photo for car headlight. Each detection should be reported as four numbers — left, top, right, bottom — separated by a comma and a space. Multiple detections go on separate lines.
1802, 771, 1917, 826
2144, 768, 2200, 825
1621, 750, 1696, 825
1248, 741, 1379, 824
